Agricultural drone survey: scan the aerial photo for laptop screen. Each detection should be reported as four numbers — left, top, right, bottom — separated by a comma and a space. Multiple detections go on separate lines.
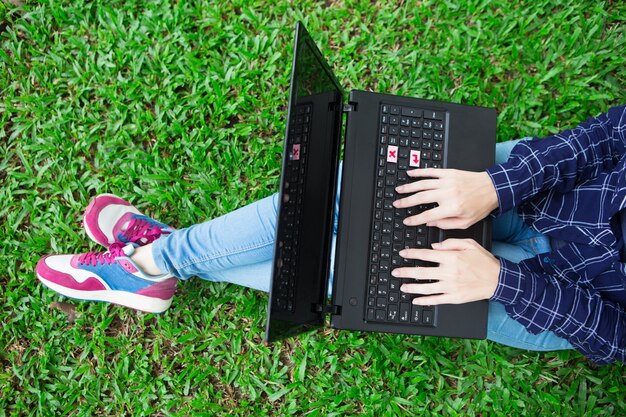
265, 23, 344, 342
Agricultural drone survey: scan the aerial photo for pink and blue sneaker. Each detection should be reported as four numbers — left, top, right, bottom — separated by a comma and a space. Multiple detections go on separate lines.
82, 193, 174, 247
36, 194, 177, 313
36, 243, 177, 313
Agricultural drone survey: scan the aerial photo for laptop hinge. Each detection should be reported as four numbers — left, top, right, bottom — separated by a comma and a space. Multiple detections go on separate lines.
312, 303, 342, 315
343, 103, 357, 113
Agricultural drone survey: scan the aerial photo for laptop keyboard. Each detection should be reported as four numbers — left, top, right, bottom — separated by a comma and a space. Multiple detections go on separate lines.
273, 103, 312, 313
365, 103, 445, 326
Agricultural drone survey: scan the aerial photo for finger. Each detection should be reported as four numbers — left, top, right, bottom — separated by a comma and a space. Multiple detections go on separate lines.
400, 282, 442, 295
391, 265, 440, 280
393, 190, 441, 209
395, 179, 440, 194
403, 205, 450, 226
432, 238, 477, 251
407, 168, 448, 178
412, 294, 452, 306
397, 248, 445, 263
426, 217, 473, 230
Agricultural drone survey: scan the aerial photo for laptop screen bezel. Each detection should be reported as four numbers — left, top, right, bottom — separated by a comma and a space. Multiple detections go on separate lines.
264, 22, 344, 342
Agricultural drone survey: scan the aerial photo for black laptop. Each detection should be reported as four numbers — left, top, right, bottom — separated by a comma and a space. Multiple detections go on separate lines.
265, 22, 496, 342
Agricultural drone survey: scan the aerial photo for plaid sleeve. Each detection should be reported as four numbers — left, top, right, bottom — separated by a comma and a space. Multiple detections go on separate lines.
486, 105, 626, 215
492, 258, 626, 364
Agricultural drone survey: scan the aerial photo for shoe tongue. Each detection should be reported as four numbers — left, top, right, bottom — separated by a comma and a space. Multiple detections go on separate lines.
121, 243, 136, 257
120, 220, 132, 232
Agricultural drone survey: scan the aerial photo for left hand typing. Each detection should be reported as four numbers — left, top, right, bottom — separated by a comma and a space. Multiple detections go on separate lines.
391, 238, 500, 305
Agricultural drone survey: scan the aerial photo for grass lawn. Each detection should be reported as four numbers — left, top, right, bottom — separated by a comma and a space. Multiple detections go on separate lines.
1, 0, 625, 415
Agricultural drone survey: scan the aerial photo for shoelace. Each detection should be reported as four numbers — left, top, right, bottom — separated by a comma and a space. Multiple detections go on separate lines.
78, 243, 125, 266
121, 217, 166, 244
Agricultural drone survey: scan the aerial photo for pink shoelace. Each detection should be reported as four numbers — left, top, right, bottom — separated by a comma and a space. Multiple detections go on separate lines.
121, 217, 166, 244
78, 243, 125, 266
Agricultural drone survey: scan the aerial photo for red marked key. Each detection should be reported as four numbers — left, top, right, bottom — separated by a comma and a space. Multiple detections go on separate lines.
291, 144, 300, 161
387, 145, 398, 163
409, 149, 420, 167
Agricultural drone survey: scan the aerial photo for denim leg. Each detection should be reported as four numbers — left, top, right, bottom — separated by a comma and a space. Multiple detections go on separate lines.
151, 194, 279, 292
487, 140, 573, 351
151, 163, 343, 293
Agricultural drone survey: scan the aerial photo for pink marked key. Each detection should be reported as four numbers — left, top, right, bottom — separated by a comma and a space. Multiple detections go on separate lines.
387, 145, 398, 163
291, 144, 301, 161
410, 149, 420, 167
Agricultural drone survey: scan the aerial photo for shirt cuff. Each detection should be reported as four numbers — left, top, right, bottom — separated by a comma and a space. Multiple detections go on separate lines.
485, 163, 517, 216
490, 258, 526, 306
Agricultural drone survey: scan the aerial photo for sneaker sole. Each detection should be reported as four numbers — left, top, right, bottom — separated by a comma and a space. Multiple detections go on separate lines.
37, 274, 173, 314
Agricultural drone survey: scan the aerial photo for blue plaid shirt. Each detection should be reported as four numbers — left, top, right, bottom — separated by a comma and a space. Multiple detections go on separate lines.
486, 105, 626, 364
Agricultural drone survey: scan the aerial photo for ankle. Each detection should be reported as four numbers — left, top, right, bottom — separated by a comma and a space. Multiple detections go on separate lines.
130, 244, 165, 276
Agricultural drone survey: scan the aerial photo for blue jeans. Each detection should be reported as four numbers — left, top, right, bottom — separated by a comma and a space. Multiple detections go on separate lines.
152, 139, 573, 352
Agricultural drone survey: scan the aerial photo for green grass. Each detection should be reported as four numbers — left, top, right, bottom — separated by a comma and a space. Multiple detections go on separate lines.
1, 0, 625, 415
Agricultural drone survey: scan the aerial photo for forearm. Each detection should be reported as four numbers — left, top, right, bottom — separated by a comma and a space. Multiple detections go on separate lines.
492, 258, 626, 364
487, 105, 626, 215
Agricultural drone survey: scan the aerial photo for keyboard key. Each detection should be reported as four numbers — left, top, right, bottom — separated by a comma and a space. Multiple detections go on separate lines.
400, 303, 410, 322
423, 310, 434, 325
389, 105, 400, 115
401, 107, 422, 118
387, 304, 399, 321
411, 306, 420, 322
424, 110, 444, 120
